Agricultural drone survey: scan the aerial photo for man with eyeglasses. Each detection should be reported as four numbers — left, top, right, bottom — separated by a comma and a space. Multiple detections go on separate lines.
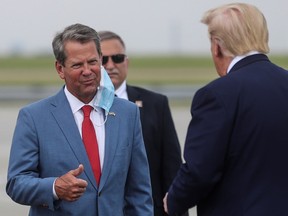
99, 31, 188, 216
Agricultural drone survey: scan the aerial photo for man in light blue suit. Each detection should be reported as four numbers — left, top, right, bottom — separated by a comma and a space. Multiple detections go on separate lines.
6, 23, 153, 216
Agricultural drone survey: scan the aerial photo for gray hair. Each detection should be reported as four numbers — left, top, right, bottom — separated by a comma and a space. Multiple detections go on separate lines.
98, 30, 126, 50
52, 23, 101, 66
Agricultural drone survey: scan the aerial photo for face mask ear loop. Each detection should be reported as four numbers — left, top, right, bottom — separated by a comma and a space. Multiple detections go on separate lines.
94, 113, 108, 127
94, 109, 116, 127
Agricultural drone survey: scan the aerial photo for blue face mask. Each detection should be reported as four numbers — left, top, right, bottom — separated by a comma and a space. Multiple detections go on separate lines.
94, 66, 115, 116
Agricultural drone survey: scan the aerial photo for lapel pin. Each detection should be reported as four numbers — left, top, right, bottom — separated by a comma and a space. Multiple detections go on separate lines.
108, 112, 116, 116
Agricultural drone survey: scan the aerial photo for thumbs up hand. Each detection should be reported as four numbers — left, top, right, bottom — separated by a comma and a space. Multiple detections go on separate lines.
70, 164, 85, 177
55, 164, 88, 201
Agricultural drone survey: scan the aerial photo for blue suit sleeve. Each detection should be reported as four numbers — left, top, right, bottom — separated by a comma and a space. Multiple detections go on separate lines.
6, 108, 58, 211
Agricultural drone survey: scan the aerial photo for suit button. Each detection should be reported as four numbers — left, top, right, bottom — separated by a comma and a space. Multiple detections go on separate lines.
98, 192, 101, 197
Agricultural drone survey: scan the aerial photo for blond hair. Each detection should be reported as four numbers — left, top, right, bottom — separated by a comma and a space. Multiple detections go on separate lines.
201, 3, 269, 57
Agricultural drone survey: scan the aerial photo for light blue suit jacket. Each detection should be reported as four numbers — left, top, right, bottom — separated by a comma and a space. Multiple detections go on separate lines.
6, 88, 153, 216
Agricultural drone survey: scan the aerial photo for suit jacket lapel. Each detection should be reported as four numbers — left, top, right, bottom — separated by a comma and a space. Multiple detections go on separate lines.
99, 105, 119, 191
127, 85, 140, 102
126, 85, 144, 119
49, 88, 98, 190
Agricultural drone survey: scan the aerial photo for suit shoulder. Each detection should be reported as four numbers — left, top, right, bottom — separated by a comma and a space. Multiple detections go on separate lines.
21, 94, 56, 112
128, 85, 168, 100
113, 96, 138, 108
111, 97, 140, 118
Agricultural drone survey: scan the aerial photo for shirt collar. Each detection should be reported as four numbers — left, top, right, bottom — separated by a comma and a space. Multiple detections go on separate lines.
115, 80, 127, 99
64, 86, 100, 114
227, 51, 261, 74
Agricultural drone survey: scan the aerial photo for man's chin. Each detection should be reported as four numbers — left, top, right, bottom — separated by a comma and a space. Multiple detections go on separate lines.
83, 86, 97, 96
109, 77, 118, 84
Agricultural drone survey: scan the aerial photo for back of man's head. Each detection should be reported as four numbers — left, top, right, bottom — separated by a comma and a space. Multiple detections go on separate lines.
201, 3, 270, 57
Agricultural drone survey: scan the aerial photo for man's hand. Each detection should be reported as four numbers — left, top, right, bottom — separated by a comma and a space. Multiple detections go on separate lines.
163, 192, 169, 214
55, 164, 88, 202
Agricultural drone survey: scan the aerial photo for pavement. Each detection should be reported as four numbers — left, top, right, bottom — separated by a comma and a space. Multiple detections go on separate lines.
0, 86, 199, 215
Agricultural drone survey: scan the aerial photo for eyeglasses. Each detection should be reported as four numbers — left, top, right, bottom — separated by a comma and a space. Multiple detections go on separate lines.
102, 54, 126, 65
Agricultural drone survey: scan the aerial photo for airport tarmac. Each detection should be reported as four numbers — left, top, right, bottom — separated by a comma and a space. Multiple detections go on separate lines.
0, 100, 197, 215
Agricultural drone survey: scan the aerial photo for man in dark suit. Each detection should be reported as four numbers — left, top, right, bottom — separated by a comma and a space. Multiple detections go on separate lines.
99, 31, 187, 216
163, 3, 288, 216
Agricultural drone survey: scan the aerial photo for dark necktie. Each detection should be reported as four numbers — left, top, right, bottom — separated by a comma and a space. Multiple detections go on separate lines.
81, 105, 101, 185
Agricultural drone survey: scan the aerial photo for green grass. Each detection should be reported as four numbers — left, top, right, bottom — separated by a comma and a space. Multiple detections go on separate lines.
0, 56, 55, 69
0, 55, 287, 86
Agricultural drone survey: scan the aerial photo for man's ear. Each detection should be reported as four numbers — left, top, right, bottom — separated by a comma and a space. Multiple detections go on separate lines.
214, 41, 223, 58
211, 37, 223, 58
55, 61, 65, 80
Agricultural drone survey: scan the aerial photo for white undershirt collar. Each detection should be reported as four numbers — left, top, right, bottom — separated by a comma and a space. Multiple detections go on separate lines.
115, 80, 128, 100
227, 51, 260, 74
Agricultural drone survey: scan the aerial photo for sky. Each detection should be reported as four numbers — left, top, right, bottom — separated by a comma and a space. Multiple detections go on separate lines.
1, 0, 287, 56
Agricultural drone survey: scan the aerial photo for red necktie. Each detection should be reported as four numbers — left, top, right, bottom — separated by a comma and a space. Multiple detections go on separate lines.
82, 105, 101, 185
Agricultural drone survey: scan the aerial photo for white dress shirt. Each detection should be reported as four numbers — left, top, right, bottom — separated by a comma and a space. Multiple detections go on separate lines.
64, 86, 105, 168
115, 80, 128, 100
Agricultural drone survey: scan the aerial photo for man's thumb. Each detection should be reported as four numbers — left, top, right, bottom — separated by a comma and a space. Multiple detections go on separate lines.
71, 164, 84, 177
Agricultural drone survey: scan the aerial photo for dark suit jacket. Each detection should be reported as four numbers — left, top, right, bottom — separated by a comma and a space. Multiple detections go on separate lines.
127, 85, 184, 216
167, 54, 288, 216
